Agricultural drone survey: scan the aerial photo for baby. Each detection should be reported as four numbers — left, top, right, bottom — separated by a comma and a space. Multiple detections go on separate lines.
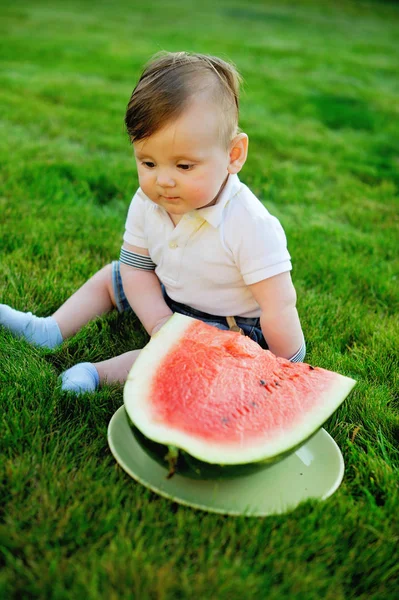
0, 51, 306, 394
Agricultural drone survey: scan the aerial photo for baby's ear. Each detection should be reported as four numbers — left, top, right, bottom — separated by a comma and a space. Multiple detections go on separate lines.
228, 133, 248, 174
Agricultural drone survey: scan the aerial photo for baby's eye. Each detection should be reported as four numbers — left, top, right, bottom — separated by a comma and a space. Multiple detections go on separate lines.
177, 164, 193, 171
142, 161, 155, 168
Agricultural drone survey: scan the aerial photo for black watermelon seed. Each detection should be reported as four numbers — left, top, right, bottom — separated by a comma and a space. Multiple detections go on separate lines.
259, 379, 266, 385
309, 365, 315, 370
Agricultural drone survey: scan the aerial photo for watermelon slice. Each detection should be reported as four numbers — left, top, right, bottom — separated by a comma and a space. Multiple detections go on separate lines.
124, 314, 356, 479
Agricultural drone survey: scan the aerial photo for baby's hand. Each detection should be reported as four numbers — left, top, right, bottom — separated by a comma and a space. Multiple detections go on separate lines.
150, 315, 173, 337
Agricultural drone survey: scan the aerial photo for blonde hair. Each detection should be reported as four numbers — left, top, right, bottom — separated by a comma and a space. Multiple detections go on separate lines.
125, 51, 242, 148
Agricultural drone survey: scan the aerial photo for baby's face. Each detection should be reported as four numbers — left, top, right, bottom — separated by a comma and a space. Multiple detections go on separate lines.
133, 98, 232, 222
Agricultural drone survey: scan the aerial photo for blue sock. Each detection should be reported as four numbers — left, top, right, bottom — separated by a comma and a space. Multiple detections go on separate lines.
0, 304, 63, 349
60, 362, 100, 394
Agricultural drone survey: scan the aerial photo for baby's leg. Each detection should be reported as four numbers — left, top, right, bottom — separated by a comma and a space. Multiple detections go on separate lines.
61, 349, 141, 394
52, 263, 117, 339
0, 263, 117, 349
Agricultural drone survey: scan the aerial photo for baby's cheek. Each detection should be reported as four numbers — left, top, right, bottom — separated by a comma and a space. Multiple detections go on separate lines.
139, 178, 153, 199
189, 180, 210, 201
192, 190, 210, 207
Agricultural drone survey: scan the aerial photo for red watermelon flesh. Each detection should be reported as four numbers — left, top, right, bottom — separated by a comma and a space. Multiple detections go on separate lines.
124, 314, 356, 467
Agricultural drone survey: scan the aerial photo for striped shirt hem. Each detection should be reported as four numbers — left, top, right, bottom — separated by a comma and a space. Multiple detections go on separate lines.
119, 247, 156, 271
289, 340, 306, 363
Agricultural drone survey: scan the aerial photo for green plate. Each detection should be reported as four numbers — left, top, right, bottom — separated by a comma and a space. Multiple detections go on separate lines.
108, 406, 345, 517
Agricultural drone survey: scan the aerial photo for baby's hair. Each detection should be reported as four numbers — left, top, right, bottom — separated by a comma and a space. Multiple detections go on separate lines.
125, 51, 242, 148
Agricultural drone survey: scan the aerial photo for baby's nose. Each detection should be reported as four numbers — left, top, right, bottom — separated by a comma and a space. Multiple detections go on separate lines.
156, 170, 176, 187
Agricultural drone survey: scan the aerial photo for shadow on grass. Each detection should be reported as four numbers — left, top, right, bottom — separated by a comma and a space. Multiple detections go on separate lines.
44, 312, 149, 373
310, 93, 377, 131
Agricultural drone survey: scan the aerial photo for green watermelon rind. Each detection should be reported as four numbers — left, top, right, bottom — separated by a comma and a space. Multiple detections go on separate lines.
127, 412, 319, 480
124, 314, 356, 467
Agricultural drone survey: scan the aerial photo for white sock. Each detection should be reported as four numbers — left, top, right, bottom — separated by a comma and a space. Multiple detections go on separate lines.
0, 304, 63, 349
60, 363, 100, 394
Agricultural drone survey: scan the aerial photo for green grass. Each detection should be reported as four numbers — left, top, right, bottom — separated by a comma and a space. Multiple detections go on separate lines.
1, 0, 398, 597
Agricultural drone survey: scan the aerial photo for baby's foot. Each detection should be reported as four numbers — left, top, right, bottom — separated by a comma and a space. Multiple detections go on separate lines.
60, 363, 100, 394
0, 304, 63, 349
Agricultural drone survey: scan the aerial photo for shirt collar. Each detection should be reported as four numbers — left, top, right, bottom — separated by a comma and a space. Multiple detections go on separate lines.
195, 174, 241, 228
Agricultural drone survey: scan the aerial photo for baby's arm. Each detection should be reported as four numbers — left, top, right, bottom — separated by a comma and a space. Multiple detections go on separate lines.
248, 272, 304, 360
119, 242, 173, 336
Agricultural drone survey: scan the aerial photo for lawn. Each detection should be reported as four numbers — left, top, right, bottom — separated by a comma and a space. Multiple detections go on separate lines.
1, 0, 398, 598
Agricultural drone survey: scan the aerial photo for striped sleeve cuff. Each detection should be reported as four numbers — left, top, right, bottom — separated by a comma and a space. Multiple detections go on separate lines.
119, 247, 156, 271
289, 339, 306, 363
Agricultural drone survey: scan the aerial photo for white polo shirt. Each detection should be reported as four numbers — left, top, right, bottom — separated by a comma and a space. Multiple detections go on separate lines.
123, 174, 292, 318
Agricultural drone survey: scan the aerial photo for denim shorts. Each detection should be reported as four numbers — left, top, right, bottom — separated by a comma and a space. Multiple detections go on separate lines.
111, 260, 267, 348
